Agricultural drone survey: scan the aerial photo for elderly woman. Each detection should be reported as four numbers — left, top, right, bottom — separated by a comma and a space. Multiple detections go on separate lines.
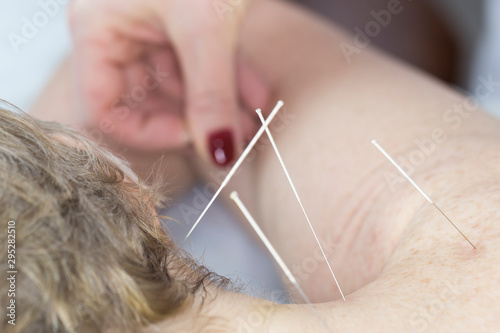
3, 0, 500, 332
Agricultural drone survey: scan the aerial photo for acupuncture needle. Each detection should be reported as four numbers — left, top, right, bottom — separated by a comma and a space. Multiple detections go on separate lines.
256, 109, 346, 301
230, 191, 333, 333
182, 101, 284, 243
371, 140, 476, 249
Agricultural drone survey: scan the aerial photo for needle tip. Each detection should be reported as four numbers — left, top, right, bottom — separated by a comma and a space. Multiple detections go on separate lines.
371, 139, 377, 145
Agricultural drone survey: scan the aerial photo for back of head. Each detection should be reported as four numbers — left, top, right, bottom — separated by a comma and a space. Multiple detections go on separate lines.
0, 102, 224, 332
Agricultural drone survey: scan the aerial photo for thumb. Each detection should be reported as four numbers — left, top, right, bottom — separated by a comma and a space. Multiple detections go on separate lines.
167, 3, 245, 166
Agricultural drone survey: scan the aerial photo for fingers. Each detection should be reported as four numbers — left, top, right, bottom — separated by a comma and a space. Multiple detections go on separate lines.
184, 37, 240, 166
70, 1, 189, 152
72, 38, 125, 128
165, 0, 248, 166
74, 39, 189, 151
108, 58, 189, 151
71, 0, 259, 162
147, 47, 184, 105
69, 0, 143, 123
176, 36, 240, 166
108, 110, 190, 151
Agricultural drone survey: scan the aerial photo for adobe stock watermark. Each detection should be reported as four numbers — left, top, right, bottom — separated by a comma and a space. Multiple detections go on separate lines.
174, 105, 297, 224
235, 300, 275, 333
6, 220, 17, 326
407, 278, 463, 331
339, 0, 411, 63
384, 74, 500, 191
8, 0, 68, 54
383, 129, 447, 191
235, 236, 337, 332
212, 0, 245, 21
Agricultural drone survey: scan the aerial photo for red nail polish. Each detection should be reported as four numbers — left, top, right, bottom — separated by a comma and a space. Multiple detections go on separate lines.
208, 129, 234, 166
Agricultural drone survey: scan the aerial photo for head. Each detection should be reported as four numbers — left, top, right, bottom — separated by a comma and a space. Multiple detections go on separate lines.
0, 102, 226, 332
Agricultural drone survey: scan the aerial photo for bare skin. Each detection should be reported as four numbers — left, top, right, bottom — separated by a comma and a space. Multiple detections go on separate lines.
32, 0, 500, 331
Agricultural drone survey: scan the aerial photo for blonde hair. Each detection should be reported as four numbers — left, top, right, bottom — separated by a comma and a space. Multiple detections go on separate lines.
0, 102, 227, 332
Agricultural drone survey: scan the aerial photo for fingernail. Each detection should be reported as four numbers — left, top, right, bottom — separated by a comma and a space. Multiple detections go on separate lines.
208, 129, 234, 166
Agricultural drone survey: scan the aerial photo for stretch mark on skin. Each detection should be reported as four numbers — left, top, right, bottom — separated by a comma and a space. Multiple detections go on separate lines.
256, 109, 346, 301
230, 191, 333, 333
182, 101, 284, 243
371, 140, 476, 249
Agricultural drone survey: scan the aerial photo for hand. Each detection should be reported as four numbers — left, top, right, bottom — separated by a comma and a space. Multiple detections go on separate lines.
68, 0, 270, 166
